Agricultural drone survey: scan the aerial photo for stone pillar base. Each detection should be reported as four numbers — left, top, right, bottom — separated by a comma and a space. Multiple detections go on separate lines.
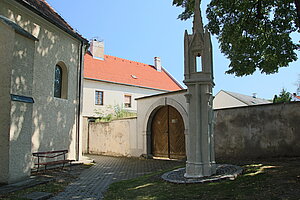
185, 161, 216, 178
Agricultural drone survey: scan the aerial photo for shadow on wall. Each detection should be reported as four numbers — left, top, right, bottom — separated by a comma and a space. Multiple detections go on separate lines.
6, 7, 80, 171
30, 24, 79, 156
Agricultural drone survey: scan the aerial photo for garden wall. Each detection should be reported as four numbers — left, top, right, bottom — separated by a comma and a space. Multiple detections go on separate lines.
83, 118, 136, 156
214, 102, 300, 159
83, 102, 300, 159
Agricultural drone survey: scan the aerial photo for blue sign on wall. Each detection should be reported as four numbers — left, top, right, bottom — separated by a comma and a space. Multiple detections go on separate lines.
11, 94, 34, 103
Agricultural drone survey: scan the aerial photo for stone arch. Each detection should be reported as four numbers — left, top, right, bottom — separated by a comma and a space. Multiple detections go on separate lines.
143, 97, 188, 157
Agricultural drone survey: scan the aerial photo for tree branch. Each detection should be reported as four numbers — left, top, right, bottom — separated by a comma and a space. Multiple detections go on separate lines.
294, 0, 300, 28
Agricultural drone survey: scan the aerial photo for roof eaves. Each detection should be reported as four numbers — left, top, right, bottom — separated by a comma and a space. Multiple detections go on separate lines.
136, 89, 187, 100
14, 0, 88, 44
84, 77, 172, 92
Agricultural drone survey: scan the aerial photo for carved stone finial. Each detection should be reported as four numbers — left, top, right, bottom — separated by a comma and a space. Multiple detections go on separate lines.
192, 0, 204, 34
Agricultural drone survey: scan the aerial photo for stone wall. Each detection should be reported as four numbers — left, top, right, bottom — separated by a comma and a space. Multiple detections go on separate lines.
214, 102, 300, 159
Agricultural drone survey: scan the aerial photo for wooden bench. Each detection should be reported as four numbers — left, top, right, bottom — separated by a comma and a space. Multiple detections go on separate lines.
32, 150, 75, 171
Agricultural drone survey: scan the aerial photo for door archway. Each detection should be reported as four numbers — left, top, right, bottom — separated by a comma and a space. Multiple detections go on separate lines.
151, 105, 185, 159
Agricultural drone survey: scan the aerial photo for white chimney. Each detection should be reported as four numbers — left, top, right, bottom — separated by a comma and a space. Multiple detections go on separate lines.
154, 57, 162, 72
90, 38, 104, 60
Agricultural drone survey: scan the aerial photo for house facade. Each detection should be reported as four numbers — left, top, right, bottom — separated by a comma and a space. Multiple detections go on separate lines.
214, 90, 271, 109
0, 0, 88, 184
82, 40, 183, 118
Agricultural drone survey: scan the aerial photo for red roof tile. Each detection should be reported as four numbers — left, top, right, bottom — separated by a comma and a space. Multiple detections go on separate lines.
84, 52, 183, 91
15, 0, 88, 43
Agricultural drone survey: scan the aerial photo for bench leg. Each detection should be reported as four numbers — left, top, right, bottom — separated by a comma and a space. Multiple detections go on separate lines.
37, 157, 40, 172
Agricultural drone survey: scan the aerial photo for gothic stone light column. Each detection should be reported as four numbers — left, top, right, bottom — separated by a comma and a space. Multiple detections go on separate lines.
183, 0, 216, 178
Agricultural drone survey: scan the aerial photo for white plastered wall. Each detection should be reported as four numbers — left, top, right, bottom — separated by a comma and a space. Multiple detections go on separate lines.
0, 0, 82, 170
82, 79, 166, 117
213, 91, 246, 109
0, 18, 35, 183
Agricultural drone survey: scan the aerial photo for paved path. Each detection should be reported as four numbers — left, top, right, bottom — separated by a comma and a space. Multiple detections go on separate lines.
50, 155, 183, 200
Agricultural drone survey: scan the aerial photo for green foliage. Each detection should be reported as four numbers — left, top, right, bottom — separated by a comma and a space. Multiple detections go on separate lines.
172, 0, 196, 20
173, 0, 300, 76
95, 105, 137, 122
273, 88, 292, 103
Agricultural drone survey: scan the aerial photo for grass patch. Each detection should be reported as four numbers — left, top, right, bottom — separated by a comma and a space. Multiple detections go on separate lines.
0, 164, 91, 200
104, 157, 300, 200
0, 180, 70, 200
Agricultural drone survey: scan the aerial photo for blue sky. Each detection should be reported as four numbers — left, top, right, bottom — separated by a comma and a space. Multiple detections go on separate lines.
47, 0, 299, 99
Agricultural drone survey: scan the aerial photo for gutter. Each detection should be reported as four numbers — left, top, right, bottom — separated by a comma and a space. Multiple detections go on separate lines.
76, 41, 86, 161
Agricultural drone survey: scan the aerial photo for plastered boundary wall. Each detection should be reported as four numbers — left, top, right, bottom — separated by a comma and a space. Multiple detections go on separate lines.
83, 101, 300, 159
84, 118, 136, 157
214, 102, 300, 159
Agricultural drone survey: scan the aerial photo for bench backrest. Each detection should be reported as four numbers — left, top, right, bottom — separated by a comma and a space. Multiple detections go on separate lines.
32, 150, 68, 158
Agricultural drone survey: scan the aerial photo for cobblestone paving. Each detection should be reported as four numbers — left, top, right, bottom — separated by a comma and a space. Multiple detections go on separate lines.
50, 155, 183, 200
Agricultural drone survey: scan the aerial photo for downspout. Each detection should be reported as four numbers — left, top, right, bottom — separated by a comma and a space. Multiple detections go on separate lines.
76, 41, 85, 161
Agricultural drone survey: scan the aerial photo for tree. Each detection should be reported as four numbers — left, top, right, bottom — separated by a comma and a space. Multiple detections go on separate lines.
273, 88, 292, 103
173, 0, 300, 76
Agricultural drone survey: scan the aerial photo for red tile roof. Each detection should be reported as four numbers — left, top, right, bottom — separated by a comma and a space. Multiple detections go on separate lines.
15, 0, 88, 43
84, 52, 183, 91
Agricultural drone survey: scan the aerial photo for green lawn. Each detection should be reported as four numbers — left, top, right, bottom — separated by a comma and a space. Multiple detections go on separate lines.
104, 157, 300, 200
0, 164, 92, 200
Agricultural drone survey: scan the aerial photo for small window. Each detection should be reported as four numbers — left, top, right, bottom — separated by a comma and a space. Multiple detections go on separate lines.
124, 95, 131, 108
54, 62, 68, 99
54, 65, 62, 98
95, 91, 103, 105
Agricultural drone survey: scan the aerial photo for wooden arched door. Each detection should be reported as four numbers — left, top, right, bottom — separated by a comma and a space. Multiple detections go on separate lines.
151, 106, 185, 159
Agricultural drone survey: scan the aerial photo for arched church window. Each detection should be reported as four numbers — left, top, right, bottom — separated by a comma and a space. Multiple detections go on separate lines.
54, 63, 68, 99
54, 65, 62, 98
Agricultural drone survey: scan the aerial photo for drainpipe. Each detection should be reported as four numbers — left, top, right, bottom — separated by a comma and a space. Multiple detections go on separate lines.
76, 41, 86, 161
